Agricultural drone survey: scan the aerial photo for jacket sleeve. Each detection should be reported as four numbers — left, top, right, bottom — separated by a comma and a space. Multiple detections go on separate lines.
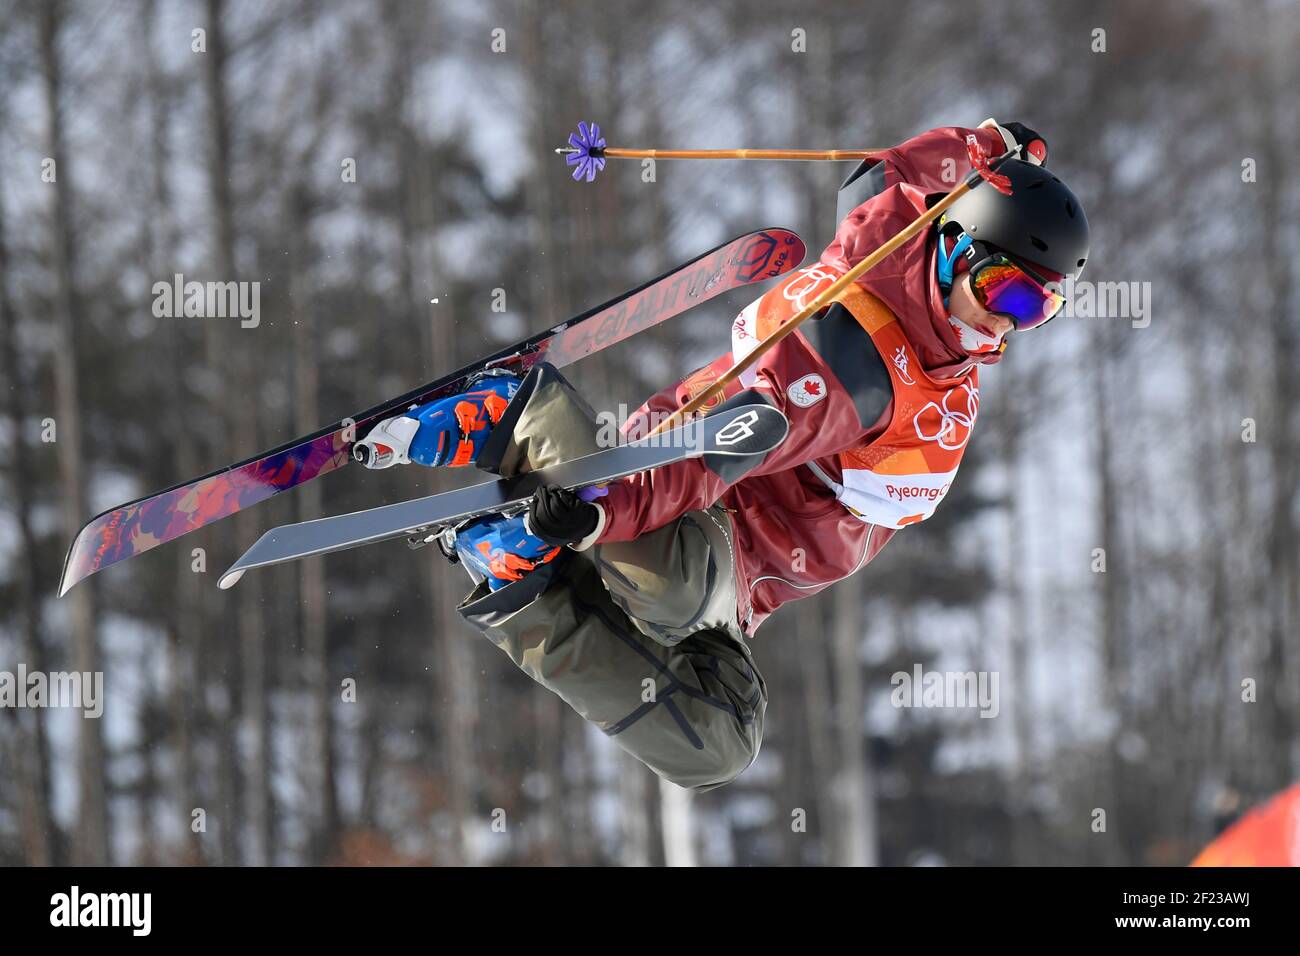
591, 329, 875, 545
871, 124, 1007, 197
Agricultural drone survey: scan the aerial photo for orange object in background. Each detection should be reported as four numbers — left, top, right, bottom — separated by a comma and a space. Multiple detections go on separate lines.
1192, 783, 1300, 866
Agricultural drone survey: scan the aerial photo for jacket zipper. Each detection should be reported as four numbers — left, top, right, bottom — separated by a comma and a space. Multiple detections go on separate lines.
743, 525, 876, 627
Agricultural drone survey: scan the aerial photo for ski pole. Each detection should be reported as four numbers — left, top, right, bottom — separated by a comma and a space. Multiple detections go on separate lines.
646, 138, 1019, 438
558, 121, 882, 182
569, 148, 880, 161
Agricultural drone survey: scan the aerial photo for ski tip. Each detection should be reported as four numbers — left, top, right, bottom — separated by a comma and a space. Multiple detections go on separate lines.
57, 524, 98, 597
217, 568, 245, 590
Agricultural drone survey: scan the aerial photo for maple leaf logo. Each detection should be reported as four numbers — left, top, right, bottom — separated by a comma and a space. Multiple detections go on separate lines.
787, 372, 827, 407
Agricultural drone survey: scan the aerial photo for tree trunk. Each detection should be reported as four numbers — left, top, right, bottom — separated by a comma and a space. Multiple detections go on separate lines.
288, 186, 340, 864
136, 0, 206, 864
616, 751, 651, 866
797, 600, 839, 864
0, 134, 57, 867
831, 574, 877, 866
202, 0, 276, 866
996, 369, 1038, 865
1090, 323, 1130, 865
39, 0, 109, 867
1251, 0, 1297, 790
658, 778, 696, 867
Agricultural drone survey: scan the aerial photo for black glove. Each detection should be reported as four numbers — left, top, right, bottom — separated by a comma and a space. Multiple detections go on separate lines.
1000, 121, 1048, 166
527, 485, 599, 547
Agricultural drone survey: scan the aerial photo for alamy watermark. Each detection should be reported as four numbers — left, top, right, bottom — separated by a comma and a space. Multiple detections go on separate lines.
891, 664, 999, 718
1049, 277, 1152, 329
595, 405, 708, 450
50, 886, 150, 936
1, 665, 103, 718
152, 273, 260, 328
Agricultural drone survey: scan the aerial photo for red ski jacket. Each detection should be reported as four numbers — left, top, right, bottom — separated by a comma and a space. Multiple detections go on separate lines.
589, 125, 1008, 635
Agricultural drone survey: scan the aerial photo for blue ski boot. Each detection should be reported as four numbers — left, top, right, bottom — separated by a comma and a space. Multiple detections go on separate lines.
452, 511, 560, 591
354, 370, 520, 470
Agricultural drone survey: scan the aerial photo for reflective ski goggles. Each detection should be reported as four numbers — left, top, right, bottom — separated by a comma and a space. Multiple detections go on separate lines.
969, 254, 1065, 331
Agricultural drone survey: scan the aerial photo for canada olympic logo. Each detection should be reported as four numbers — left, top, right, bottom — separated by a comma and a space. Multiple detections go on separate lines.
913, 381, 978, 450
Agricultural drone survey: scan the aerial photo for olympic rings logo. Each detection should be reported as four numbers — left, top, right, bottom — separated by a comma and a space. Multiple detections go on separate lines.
913, 382, 979, 450
782, 267, 838, 310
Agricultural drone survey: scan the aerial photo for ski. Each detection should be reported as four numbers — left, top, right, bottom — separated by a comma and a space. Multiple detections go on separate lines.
217, 403, 788, 589
59, 227, 805, 595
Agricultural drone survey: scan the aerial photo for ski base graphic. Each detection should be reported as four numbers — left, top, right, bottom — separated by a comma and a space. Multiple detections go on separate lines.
59, 228, 805, 595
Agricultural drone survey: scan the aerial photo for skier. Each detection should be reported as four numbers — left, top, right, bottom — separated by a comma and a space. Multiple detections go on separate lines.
368, 120, 1090, 790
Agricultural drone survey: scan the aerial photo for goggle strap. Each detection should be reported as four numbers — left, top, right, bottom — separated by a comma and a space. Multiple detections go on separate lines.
936, 230, 974, 296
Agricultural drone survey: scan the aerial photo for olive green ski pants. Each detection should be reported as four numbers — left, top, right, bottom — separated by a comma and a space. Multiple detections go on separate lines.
455, 364, 767, 791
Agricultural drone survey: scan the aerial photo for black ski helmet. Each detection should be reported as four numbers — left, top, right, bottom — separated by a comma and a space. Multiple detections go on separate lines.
941, 158, 1090, 279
